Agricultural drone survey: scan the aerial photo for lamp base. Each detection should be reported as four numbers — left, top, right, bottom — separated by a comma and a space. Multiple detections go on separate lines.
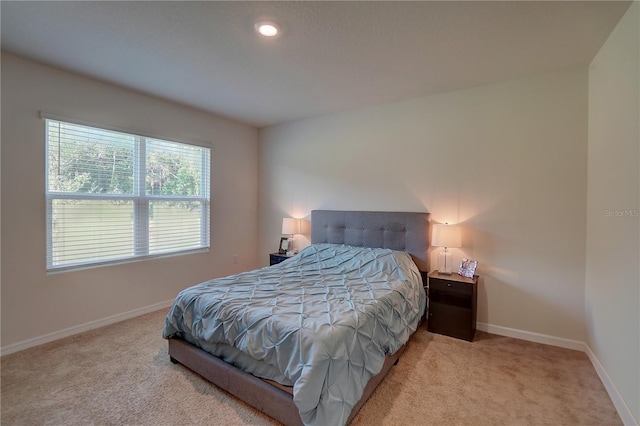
437, 250, 453, 275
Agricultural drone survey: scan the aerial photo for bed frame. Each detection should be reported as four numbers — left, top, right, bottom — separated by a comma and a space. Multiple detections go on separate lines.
168, 210, 429, 425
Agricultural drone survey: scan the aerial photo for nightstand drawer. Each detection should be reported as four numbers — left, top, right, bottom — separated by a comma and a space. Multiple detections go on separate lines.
269, 253, 292, 265
429, 277, 472, 295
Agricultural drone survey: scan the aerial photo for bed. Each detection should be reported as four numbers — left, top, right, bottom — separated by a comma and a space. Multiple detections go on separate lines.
163, 210, 429, 426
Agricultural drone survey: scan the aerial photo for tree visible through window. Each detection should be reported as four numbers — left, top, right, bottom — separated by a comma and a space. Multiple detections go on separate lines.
45, 119, 210, 270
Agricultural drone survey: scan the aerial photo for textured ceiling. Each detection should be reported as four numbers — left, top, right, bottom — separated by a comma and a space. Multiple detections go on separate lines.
1, 1, 631, 128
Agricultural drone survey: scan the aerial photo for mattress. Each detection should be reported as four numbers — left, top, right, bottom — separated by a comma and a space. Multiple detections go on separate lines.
163, 243, 425, 426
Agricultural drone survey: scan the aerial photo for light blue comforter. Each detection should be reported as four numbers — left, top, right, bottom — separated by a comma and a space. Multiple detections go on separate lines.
163, 243, 425, 426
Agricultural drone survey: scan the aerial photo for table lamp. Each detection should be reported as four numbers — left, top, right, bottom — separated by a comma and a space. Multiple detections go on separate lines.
431, 223, 462, 274
282, 218, 301, 254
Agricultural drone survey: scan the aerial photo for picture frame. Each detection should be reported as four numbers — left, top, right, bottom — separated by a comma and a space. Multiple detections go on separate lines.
458, 258, 478, 278
278, 237, 290, 254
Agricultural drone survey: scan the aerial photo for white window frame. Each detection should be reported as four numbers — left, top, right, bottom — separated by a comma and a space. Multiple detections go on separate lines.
44, 115, 211, 272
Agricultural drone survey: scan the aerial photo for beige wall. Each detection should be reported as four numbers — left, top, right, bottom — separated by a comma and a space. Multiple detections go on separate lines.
259, 69, 589, 341
586, 2, 640, 422
1, 53, 259, 349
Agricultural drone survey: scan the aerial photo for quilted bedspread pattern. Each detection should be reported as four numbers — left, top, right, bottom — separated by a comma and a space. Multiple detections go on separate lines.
163, 243, 425, 426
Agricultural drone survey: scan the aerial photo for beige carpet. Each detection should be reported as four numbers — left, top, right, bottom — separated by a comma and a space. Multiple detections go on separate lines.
1, 309, 620, 425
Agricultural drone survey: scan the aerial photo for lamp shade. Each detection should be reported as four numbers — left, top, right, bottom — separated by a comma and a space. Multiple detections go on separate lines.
282, 218, 300, 235
431, 224, 462, 248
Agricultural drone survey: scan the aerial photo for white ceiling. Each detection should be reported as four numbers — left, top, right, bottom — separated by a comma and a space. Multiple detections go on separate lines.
1, 1, 631, 128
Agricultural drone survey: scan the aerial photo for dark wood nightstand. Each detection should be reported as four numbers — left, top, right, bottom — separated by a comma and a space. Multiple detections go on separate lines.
427, 271, 478, 341
269, 252, 293, 265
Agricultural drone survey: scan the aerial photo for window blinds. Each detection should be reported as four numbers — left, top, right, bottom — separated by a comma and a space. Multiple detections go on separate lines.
45, 119, 210, 271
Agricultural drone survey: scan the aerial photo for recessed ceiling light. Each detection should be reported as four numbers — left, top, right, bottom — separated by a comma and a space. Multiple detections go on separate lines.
256, 21, 279, 38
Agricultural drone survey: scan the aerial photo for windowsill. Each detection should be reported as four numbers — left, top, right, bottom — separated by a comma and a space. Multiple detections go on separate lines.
46, 247, 210, 274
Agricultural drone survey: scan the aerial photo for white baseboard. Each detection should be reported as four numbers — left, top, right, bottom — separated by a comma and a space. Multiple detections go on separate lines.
476, 321, 586, 352
477, 321, 638, 426
584, 345, 639, 426
0, 299, 174, 356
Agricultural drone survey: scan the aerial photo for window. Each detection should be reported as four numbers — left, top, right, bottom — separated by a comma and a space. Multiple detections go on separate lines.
45, 119, 210, 271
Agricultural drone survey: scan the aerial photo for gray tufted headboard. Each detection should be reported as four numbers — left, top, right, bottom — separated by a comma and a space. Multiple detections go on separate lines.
310, 210, 429, 271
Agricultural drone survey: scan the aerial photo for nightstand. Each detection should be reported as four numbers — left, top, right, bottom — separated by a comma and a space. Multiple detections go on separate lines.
427, 271, 478, 341
269, 252, 293, 266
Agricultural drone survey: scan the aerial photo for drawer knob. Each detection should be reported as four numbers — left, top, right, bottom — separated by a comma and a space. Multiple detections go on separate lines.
447, 283, 452, 287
